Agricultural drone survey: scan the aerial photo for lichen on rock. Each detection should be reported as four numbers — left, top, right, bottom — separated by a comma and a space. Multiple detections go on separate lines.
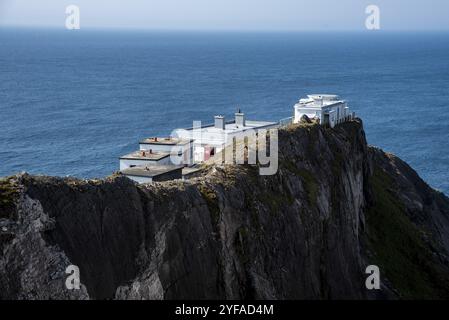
1, 119, 449, 300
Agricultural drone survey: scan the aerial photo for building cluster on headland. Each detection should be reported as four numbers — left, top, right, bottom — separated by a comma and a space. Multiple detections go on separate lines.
119, 94, 355, 183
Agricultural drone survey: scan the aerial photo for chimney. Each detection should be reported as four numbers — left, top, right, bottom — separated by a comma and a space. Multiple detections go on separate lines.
214, 115, 225, 130
235, 108, 245, 127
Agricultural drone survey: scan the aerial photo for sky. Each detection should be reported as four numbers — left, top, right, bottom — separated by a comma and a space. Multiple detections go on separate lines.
0, 0, 448, 31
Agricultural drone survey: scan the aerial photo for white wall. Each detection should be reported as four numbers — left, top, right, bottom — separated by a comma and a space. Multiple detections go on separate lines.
140, 143, 193, 165
140, 144, 173, 152
120, 157, 171, 170
177, 123, 277, 164
329, 110, 336, 128
176, 130, 226, 147
294, 106, 321, 123
194, 146, 205, 163
294, 102, 350, 127
124, 175, 153, 184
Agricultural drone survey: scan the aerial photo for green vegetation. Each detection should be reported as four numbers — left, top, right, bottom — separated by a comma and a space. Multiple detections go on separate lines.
366, 167, 449, 299
280, 160, 318, 205
198, 184, 220, 228
331, 151, 344, 177
298, 169, 319, 205
0, 178, 20, 220
283, 121, 319, 134
299, 122, 318, 129
260, 190, 289, 215
281, 159, 301, 176
244, 165, 261, 184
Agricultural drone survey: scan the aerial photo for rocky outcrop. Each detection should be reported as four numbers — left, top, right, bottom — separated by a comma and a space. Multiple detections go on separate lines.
1, 119, 449, 300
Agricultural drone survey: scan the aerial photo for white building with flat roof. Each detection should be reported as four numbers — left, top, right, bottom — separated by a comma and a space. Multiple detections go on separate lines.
175, 111, 278, 162
293, 94, 353, 128
139, 137, 193, 166
119, 150, 172, 170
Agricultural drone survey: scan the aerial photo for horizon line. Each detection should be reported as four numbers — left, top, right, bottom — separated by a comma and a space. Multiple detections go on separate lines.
2, 24, 449, 34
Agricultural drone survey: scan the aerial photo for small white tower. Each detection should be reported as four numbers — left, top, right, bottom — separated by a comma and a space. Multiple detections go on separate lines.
293, 94, 351, 128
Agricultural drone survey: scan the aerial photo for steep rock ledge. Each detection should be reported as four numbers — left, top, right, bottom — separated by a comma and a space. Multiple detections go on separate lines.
1, 120, 449, 299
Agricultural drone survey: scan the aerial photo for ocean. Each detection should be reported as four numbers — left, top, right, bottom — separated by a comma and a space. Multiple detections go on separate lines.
1, 28, 448, 195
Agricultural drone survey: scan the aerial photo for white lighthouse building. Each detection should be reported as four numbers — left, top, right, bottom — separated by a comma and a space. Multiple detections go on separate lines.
119, 94, 355, 184
175, 111, 278, 163
293, 94, 354, 128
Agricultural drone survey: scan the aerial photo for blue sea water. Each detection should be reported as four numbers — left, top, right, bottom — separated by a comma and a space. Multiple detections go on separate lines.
1, 28, 448, 195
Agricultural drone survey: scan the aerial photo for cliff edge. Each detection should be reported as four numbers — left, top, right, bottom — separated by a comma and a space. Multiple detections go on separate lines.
1, 119, 449, 300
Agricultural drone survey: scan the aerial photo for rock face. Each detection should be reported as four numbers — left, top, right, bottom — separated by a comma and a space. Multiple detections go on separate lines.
1, 119, 449, 300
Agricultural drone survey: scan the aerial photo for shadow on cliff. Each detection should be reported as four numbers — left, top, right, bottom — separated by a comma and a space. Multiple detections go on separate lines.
1, 119, 449, 300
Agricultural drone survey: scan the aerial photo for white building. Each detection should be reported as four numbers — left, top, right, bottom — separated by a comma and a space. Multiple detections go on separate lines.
139, 137, 193, 166
293, 94, 354, 128
176, 111, 278, 163
119, 150, 172, 170
119, 95, 353, 184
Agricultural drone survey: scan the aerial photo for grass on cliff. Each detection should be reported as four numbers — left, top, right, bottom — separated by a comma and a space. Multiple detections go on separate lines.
198, 184, 220, 232
259, 189, 294, 215
366, 167, 449, 299
281, 160, 318, 205
297, 169, 318, 205
0, 178, 20, 220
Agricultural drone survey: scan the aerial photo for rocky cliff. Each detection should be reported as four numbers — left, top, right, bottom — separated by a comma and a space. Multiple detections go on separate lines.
1, 119, 449, 300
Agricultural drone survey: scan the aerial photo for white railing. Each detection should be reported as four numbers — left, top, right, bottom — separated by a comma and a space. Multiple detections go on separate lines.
279, 116, 293, 127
